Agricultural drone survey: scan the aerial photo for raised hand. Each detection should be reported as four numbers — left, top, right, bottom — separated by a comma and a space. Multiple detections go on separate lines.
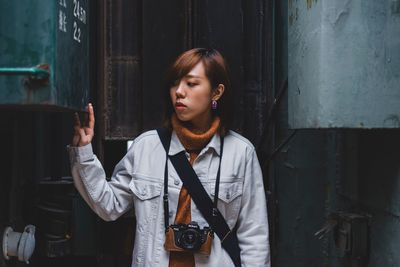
71, 103, 95, 147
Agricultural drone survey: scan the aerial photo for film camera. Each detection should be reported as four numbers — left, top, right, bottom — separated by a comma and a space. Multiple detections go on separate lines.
164, 221, 213, 255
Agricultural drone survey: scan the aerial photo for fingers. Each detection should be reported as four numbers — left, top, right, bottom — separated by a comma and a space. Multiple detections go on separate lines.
72, 112, 81, 146
83, 103, 95, 129
78, 128, 94, 146
71, 133, 80, 146
74, 112, 81, 129
78, 128, 86, 141
72, 103, 95, 146
88, 103, 95, 129
83, 103, 95, 140
73, 113, 81, 142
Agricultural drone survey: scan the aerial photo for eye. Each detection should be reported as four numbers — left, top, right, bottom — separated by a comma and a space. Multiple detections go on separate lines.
187, 81, 197, 87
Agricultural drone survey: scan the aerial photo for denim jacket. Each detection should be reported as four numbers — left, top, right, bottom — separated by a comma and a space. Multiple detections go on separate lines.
68, 130, 270, 267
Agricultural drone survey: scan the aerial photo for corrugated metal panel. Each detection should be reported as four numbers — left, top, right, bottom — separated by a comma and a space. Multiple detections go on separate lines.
288, 0, 400, 129
101, 0, 273, 143
102, 0, 186, 139
194, 0, 273, 143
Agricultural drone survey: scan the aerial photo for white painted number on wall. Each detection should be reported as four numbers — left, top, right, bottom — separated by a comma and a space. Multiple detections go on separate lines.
59, 10, 67, 32
73, 0, 87, 24
59, 0, 67, 8
73, 21, 81, 43
72, 0, 86, 43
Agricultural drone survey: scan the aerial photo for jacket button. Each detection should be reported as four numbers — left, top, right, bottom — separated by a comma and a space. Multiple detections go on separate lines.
174, 179, 180, 185
141, 188, 147, 196
226, 192, 231, 199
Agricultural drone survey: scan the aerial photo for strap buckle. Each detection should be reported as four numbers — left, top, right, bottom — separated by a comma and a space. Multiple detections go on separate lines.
212, 208, 218, 217
163, 194, 169, 202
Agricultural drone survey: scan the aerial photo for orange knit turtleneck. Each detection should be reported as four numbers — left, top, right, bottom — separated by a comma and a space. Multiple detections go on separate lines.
168, 113, 221, 267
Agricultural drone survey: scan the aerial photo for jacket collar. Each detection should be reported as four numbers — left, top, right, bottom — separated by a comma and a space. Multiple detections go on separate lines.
168, 130, 221, 156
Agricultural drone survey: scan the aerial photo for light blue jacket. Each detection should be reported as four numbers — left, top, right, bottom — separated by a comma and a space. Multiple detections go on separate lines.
68, 130, 270, 267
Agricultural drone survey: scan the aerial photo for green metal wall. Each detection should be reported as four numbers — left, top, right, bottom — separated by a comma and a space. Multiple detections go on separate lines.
273, 1, 400, 266
273, 2, 339, 265
0, 0, 89, 110
288, 0, 400, 129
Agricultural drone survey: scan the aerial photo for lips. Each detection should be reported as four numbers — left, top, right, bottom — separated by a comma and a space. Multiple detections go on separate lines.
175, 102, 187, 108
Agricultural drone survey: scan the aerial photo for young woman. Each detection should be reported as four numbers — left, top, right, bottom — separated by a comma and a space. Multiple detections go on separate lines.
69, 48, 270, 267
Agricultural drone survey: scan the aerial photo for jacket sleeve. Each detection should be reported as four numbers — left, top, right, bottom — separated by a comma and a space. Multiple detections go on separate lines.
236, 147, 271, 267
67, 143, 134, 221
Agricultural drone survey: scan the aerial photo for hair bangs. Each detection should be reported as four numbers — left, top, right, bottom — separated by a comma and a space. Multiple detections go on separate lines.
165, 50, 202, 87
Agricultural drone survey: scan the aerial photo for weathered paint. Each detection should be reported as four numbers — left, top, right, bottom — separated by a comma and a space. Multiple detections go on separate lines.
0, 0, 89, 111
274, 2, 330, 266
274, 1, 400, 266
274, 1, 356, 266
288, 0, 400, 128
274, 129, 341, 267
306, 0, 318, 9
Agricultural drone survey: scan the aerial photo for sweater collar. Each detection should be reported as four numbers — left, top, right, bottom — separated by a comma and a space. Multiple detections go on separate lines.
168, 131, 222, 156
168, 114, 222, 156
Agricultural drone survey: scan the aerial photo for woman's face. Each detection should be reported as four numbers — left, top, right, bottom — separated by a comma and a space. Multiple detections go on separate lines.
170, 61, 214, 125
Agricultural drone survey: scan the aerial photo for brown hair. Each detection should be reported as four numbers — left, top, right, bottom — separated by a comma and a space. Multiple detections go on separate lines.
163, 48, 233, 135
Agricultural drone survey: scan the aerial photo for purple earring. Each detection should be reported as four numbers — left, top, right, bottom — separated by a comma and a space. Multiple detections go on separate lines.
212, 100, 218, 110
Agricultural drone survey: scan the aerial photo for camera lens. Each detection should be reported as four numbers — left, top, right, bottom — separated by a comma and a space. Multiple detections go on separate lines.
179, 229, 201, 250
184, 231, 196, 244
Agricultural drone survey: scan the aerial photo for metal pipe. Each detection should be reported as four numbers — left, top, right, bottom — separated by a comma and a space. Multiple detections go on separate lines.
0, 67, 49, 79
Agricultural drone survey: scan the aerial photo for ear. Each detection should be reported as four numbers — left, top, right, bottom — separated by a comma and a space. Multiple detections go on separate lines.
212, 84, 225, 101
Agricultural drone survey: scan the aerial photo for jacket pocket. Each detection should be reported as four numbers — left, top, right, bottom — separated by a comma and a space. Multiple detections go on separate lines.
210, 181, 243, 227
129, 179, 162, 200
129, 179, 162, 237
211, 181, 243, 203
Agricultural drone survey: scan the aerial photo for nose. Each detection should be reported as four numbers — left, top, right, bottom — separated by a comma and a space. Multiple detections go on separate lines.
175, 81, 186, 98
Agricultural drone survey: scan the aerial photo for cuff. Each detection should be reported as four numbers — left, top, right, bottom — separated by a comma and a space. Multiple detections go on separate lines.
66, 143, 94, 163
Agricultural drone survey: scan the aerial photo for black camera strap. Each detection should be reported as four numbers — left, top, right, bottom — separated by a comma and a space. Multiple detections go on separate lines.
157, 127, 241, 267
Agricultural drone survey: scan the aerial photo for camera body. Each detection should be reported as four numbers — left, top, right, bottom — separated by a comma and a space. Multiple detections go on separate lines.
164, 221, 213, 255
